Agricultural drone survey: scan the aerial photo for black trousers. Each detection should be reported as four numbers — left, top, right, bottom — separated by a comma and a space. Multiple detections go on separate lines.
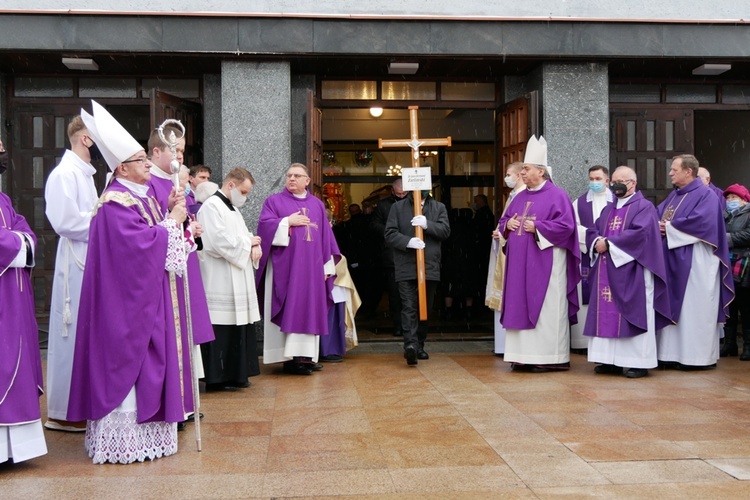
725, 286, 750, 344
385, 267, 403, 335
398, 279, 437, 349
200, 324, 260, 385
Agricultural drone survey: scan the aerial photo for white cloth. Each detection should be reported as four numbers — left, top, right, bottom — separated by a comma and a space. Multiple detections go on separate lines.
504, 246, 571, 365
494, 310, 506, 355
0, 420, 48, 464
656, 225, 722, 366
570, 190, 610, 350
197, 195, 261, 326
6, 232, 33, 268
85, 386, 177, 465
44, 150, 97, 421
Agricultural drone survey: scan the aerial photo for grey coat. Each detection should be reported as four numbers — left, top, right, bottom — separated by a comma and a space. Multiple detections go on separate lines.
385, 194, 450, 282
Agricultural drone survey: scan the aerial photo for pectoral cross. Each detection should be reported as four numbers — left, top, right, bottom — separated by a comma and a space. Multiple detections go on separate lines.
300, 207, 319, 242
379, 106, 452, 320
601, 286, 613, 303
661, 204, 676, 222
516, 202, 537, 236
608, 215, 623, 231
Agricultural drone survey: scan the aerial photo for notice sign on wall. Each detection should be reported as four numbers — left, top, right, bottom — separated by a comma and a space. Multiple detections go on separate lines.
401, 167, 432, 191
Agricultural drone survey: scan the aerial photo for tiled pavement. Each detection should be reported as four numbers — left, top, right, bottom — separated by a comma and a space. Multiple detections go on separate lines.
3, 343, 750, 498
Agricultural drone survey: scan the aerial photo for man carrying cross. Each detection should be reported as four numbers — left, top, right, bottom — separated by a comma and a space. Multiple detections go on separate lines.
499, 136, 581, 372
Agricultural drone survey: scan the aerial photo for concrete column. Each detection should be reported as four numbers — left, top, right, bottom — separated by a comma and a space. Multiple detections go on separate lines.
202, 73, 222, 184
540, 62, 609, 197
221, 60, 291, 231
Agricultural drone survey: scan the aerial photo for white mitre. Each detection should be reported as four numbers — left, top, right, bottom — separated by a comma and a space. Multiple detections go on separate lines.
523, 135, 552, 178
81, 100, 143, 171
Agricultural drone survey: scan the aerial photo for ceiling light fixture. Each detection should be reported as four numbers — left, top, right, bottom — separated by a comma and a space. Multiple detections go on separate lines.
62, 57, 99, 71
692, 63, 731, 76
388, 62, 419, 75
369, 107, 383, 118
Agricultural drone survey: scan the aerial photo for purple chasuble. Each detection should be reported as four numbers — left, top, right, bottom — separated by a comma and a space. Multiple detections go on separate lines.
256, 189, 340, 336
149, 175, 214, 345
709, 183, 727, 210
186, 190, 201, 216
320, 302, 347, 357
583, 192, 671, 338
657, 178, 734, 323
499, 182, 581, 330
575, 194, 596, 304
67, 182, 194, 424
0, 193, 44, 425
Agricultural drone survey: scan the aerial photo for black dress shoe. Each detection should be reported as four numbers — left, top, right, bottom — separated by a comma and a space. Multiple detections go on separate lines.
624, 368, 648, 378
417, 349, 429, 360
595, 364, 623, 375
511, 363, 533, 372
177, 421, 187, 431
404, 345, 418, 365
283, 362, 313, 375
205, 383, 240, 392
677, 363, 717, 371
186, 412, 204, 422
320, 355, 343, 363
308, 363, 323, 372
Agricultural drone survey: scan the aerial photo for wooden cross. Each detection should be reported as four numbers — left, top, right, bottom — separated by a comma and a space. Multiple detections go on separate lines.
379, 106, 451, 320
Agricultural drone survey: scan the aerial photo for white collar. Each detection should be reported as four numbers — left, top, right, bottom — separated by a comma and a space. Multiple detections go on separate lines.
586, 188, 614, 203
148, 161, 173, 181
292, 191, 308, 199
116, 178, 150, 198
527, 180, 547, 192
616, 192, 636, 209
63, 149, 97, 176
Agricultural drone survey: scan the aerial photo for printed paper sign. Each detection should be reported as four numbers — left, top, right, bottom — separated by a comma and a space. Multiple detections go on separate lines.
401, 167, 432, 191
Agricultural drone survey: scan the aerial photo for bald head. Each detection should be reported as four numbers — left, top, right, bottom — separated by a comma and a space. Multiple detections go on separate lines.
698, 167, 711, 186
392, 178, 406, 199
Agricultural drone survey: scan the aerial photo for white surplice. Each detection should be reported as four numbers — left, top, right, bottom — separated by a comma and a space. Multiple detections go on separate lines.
570, 189, 611, 349
656, 224, 722, 366
197, 195, 260, 326
44, 150, 97, 421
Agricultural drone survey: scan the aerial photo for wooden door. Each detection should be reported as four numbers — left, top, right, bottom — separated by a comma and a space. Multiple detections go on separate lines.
610, 107, 693, 205
8, 103, 85, 316
495, 92, 539, 213
306, 89, 323, 199
150, 90, 203, 166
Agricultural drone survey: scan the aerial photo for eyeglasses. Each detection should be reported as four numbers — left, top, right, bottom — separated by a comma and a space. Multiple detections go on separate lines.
122, 157, 148, 165
286, 173, 308, 179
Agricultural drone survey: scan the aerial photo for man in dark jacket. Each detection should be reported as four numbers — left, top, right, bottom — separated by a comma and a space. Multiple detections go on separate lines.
385, 190, 450, 365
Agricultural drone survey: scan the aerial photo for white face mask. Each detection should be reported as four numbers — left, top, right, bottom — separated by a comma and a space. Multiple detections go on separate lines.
504, 175, 517, 189
229, 187, 247, 208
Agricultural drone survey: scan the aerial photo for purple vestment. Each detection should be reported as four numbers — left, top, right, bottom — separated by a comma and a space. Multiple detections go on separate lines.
583, 192, 672, 338
256, 189, 340, 336
575, 194, 595, 304
709, 183, 727, 210
499, 182, 581, 329
657, 178, 734, 323
320, 302, 347, 356
68, 182, 194, 424
0, 193, 43, 425
149, 174, 214, 345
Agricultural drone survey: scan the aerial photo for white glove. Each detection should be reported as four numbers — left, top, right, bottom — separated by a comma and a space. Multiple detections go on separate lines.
407, 237, 426, 250
411, 215, 428, 229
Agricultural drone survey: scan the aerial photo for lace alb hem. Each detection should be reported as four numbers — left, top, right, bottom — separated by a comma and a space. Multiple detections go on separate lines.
85, 411, 177, 465
158, 218, 187, 276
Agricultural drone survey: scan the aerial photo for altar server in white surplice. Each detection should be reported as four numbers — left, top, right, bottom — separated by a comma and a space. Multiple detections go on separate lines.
43, 115, 100, 432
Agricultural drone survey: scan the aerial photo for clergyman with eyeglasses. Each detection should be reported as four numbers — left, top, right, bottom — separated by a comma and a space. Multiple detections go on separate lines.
255, 163, 341, 375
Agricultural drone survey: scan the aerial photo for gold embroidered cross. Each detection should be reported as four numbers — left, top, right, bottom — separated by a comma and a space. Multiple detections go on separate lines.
601, 286, 613, 303
608, 215, 623, 231
300, 207, 319, 242
516, 201, 537, 235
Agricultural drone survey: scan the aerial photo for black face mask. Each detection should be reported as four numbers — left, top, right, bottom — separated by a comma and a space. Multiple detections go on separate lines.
88, 141, 104, 162
420, 190, 431, 199
610, 182, 628, 198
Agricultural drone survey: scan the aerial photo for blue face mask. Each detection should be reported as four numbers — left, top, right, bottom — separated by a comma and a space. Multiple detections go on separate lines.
726, 200, 741, 213
589, 181, 605, 194
184, 184, 191, 196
